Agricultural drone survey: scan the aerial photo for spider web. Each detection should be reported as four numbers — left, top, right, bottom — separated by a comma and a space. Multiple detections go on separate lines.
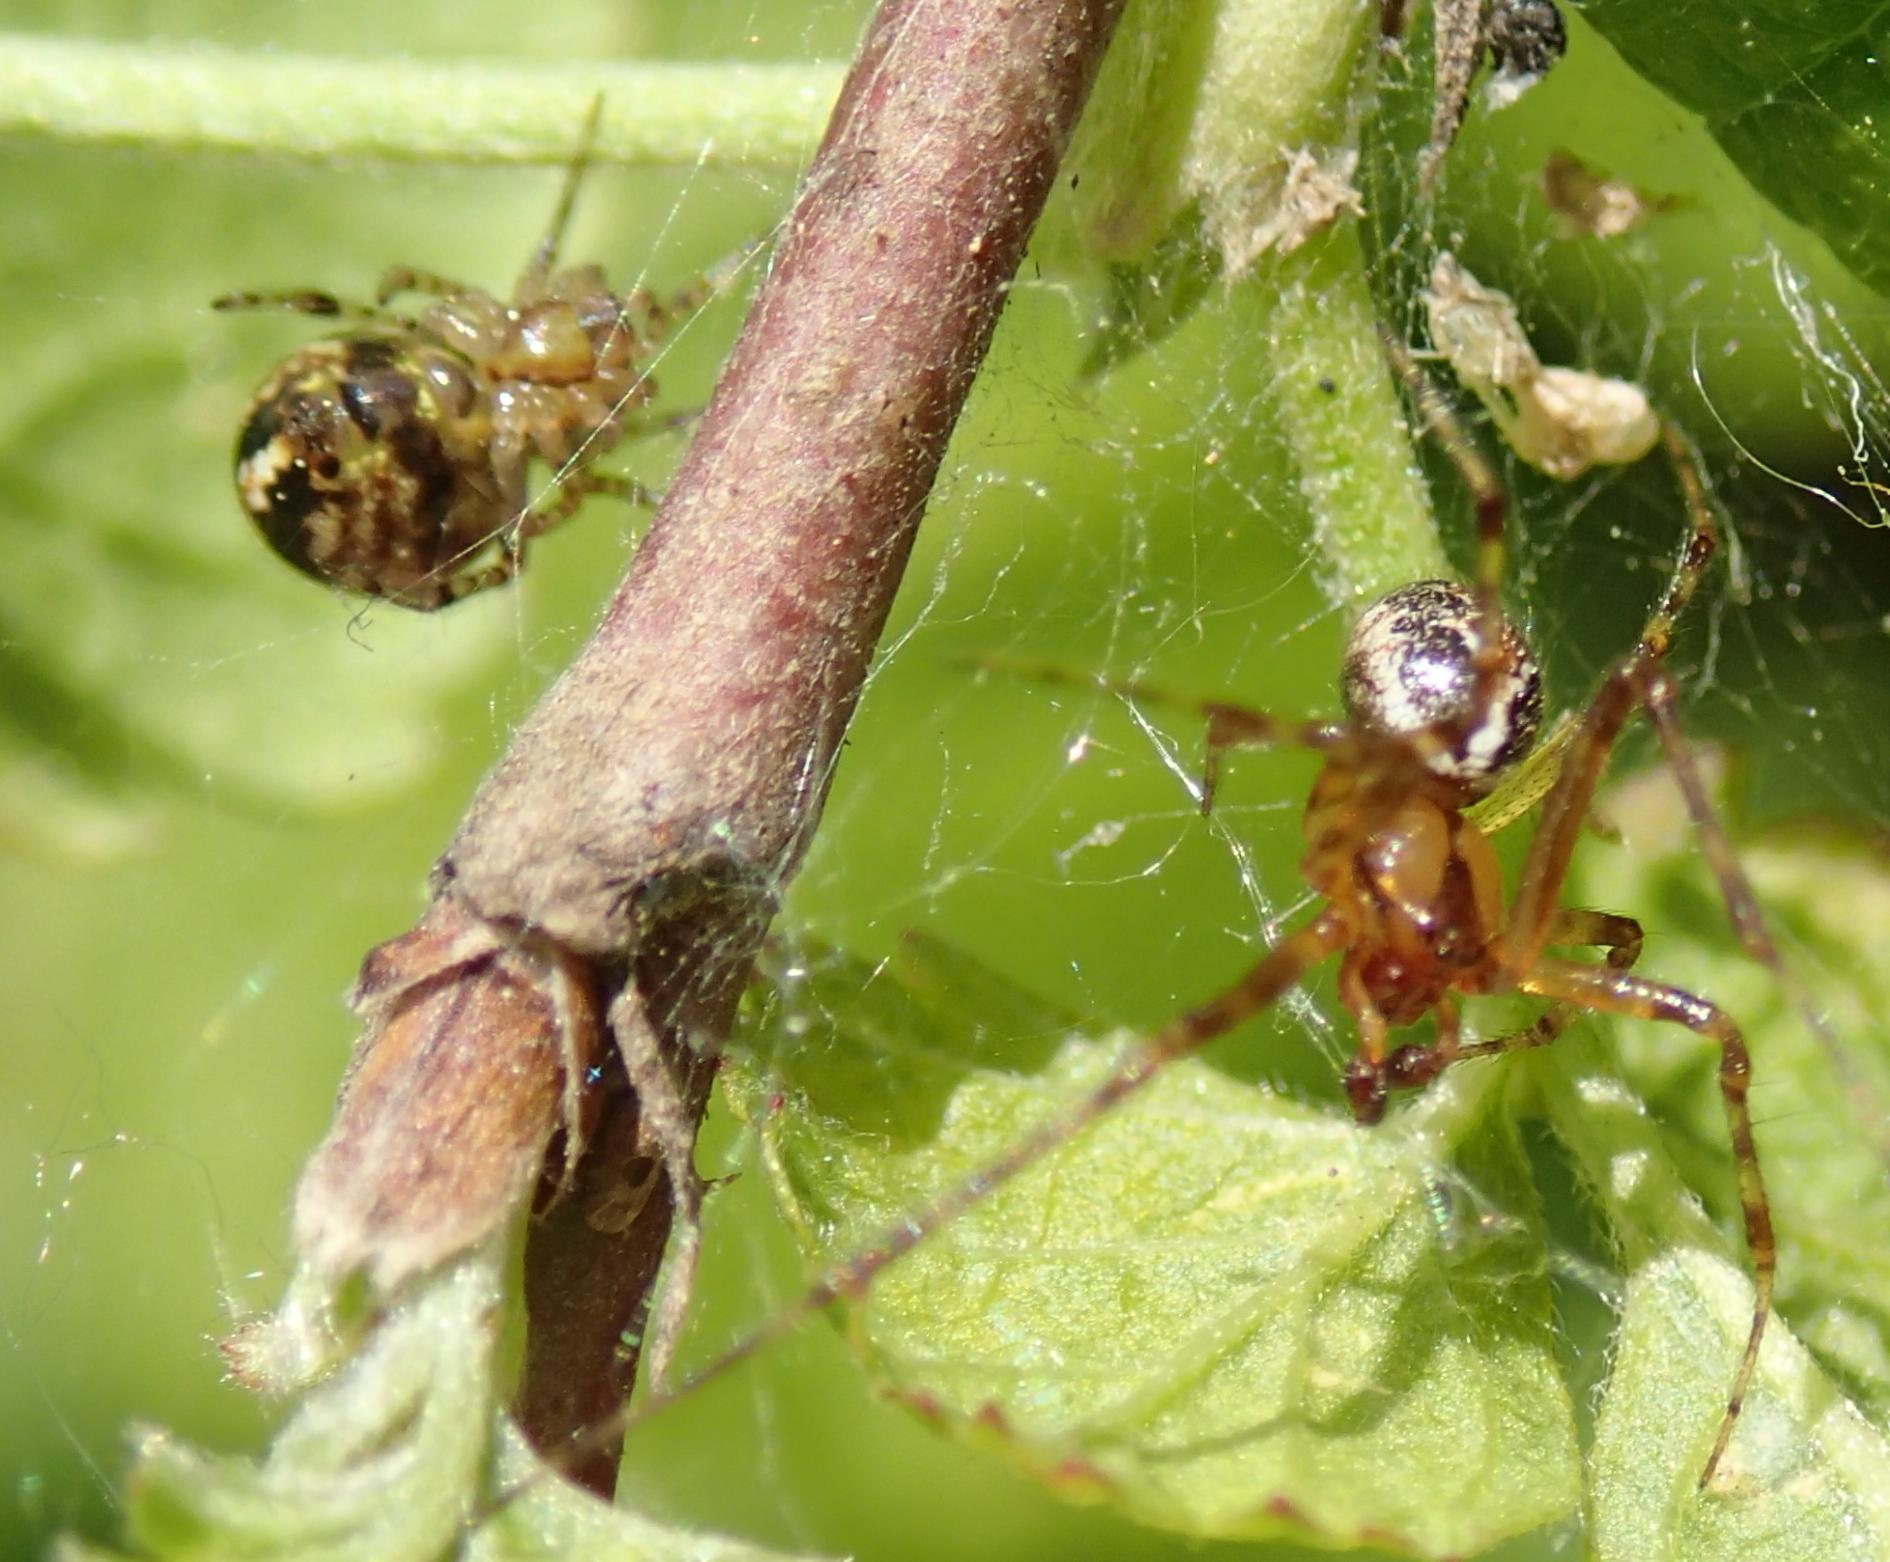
7, 2, 1890, 1560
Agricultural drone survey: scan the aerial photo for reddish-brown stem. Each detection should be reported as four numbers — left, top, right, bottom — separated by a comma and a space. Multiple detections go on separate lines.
513, 1070, 671, 1497
291, 0, 1126, 1499
441, 0, 1128, 951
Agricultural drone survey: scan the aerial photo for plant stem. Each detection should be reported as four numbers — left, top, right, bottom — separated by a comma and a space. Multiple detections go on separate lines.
288, 0, 1129, 1498
0, 33, 841, 166
1259, 219, 1448, 605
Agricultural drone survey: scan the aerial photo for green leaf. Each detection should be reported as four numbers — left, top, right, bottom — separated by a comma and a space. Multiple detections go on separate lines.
470, 1428, 829, 1562
57, 1252, 827, 1562
727, 939, 1577, 1558
731, 768, 1890, 1559
1537, 1038, 1890, 1559
66, 1258, 496, 1562
1580, 1, 1890, 296
1545, 764, 1890, 1557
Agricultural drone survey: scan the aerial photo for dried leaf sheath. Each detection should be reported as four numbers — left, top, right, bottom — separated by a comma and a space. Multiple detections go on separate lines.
292, 897, 602, 1293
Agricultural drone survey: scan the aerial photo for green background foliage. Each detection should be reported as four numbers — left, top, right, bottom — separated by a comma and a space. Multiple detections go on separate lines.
7, 2, 1890, 1559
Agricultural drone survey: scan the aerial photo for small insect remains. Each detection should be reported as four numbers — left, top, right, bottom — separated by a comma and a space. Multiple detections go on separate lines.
488, 331, 1803, 1520
216, 100, 706, 610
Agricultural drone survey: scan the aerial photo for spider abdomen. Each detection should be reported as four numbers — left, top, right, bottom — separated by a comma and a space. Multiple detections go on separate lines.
1340, 579, 1543, 789
234, 335, 506, 608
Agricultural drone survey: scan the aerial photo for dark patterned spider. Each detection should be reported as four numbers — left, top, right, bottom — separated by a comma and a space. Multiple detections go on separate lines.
215, 100, 711, 610
506, 345, 1791, 1510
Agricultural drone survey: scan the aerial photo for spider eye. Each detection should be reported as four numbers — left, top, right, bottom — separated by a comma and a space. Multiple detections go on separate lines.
1339, 579, 1543, 787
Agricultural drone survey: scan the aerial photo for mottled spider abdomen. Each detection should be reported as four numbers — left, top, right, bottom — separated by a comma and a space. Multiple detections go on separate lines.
234, 335, 502, 610
1340, 579, 1544, 788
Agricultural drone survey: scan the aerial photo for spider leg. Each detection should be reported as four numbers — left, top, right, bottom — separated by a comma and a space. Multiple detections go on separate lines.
1639, 420, 1720, 656
1199, 703, 1358, 814
211, 288, 399, 324
1501, 676, 1640, 969
1382, 335, 1512, 737
392, 560, 515, 611
1632, 663, 1890, 1166
375, 265, 482, 308
608, 986, 707, 1394
962, 655, 1352, 813
1442, 1003, 1567, 1069
625, 239, 761, 346
1505, 430, 1720, 969
402, 474, 651, 609
517, 93, 607, 296
484, 911, 1349, 1514
1374, 1005, 1569, 1104
1517, 956, 1774, 1490
524, 470, 658, 540
423, 473, 648, 602
1548, 907, 1643, 967
1338, 954, 1393, 1121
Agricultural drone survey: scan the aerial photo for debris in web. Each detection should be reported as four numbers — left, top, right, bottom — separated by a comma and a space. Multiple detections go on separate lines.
1422, 251, 1658, 479
1539, 147, 1681, 240
1247, 147, 1366, 260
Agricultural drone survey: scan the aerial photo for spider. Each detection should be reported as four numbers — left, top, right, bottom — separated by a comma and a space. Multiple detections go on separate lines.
215, 100, 708, 610
499, 347, 1789, 1512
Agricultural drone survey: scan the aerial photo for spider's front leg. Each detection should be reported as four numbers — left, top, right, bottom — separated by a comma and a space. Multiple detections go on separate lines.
1401, 909, 1645, 1125
1490, 662, 1770, 1490
1336, 952, 1394, 1124
212, 288, 398, 323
